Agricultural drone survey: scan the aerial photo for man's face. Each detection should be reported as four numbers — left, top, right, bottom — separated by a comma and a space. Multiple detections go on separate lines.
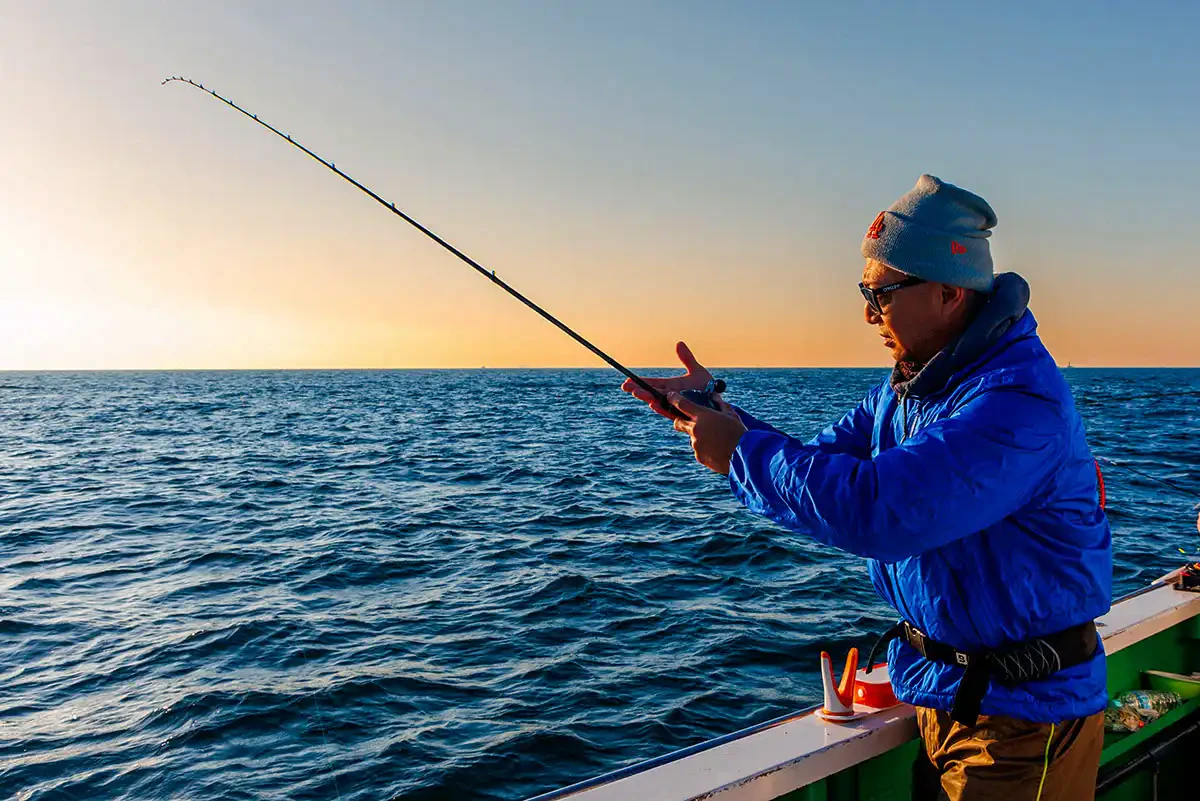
861, 260, 967, 364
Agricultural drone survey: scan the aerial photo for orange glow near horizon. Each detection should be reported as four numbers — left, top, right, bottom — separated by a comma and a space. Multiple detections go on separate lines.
1, 5, 1196, 371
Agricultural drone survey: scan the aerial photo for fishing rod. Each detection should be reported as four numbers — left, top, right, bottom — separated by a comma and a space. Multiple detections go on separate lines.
162, 76, 710, 419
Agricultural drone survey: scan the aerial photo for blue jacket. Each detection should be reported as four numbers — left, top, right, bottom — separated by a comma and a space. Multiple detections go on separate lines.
728, 274, 1112, 722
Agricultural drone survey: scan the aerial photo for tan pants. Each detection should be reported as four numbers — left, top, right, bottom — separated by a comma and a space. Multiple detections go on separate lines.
913, 707, 1105, 801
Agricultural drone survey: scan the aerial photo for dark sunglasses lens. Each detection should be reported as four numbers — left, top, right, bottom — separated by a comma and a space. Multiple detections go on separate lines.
859, 285, 880, 313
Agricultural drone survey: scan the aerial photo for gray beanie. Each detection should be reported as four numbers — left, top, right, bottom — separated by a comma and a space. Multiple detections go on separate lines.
861, 174, 997, 292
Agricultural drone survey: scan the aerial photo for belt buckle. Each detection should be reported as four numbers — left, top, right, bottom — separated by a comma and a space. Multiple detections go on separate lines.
906, 622, 928, 658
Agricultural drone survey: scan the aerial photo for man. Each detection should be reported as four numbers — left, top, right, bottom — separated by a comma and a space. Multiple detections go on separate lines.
623, 175, 1113, 800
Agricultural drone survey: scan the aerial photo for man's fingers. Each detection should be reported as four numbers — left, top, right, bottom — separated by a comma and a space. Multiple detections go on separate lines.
622, 376, 661, 392
622, 376, 670, 395
712, 395, 740, 420
630, 386, 679, 408
668, 391, 711, 420
627, 386, 655, 403
622, 377, 651, 395
650, 400, 677, 420
621, 377, 689, 421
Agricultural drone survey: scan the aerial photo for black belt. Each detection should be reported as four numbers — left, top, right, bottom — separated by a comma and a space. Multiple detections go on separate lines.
865, 619, 1098, 725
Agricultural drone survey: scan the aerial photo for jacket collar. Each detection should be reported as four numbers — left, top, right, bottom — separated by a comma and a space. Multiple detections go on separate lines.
890, 272, 1032, 399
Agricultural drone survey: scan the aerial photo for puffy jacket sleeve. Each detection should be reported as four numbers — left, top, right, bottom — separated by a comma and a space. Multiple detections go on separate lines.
733, 386, 878, 458
806, 387, 879, 459
727, 384, 1067, 563
732, 407, 786, 437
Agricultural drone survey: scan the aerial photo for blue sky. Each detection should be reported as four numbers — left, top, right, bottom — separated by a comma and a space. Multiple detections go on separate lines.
1, 1, 1196, 367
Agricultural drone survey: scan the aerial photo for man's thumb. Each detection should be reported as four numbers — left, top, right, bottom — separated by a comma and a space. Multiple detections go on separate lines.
676, 341, 702, 374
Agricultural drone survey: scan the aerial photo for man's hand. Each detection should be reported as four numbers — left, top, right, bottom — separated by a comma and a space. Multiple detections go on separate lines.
669, 391, 747, 476
621, 341, 713, 419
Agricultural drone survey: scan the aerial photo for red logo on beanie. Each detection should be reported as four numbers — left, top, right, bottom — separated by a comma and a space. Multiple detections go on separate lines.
866, 212, 886, 240
951, 240, 967, 255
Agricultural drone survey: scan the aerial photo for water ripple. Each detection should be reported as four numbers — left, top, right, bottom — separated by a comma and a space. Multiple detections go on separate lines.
0, 368, 1196, 800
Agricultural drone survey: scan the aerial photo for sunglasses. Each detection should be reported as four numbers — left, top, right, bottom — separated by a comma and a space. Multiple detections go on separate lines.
859, 276, 926, 314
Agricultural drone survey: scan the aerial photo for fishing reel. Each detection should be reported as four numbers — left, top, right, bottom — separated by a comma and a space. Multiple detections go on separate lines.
1177, 562, 1200, 593
678, 378, 727, 412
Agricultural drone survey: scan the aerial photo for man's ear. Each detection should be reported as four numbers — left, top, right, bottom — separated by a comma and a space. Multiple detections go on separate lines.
941, 283, 968, 310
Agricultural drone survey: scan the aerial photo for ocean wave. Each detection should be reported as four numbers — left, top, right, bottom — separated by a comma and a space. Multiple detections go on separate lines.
0, 368, 1195, 800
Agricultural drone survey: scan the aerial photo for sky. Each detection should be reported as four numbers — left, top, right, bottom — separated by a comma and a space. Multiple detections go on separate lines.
1, 0, 1197, 369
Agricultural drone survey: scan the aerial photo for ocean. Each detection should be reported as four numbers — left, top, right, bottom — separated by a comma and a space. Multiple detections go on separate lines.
2, 368, 1197, 800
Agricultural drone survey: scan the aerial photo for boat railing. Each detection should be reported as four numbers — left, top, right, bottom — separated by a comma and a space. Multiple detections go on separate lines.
523, 705, 820, 801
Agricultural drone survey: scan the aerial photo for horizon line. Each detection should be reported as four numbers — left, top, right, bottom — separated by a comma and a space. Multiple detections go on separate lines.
2, 365, 1198, 373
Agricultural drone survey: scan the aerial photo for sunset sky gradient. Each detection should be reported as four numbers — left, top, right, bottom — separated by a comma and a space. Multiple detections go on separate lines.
2, 1, 1196, 369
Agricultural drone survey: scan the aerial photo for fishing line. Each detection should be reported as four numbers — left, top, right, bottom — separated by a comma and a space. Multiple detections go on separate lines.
1095, 456, 1199, 504
301, 644, 344, 801
1080, 389, 1200, 405
162, 77, 685, 418
1096, 454, 1200, 562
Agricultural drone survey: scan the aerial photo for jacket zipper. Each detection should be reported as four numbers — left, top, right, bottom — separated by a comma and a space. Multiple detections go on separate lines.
890, 388, 917, 626
899, 390, 914, 443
